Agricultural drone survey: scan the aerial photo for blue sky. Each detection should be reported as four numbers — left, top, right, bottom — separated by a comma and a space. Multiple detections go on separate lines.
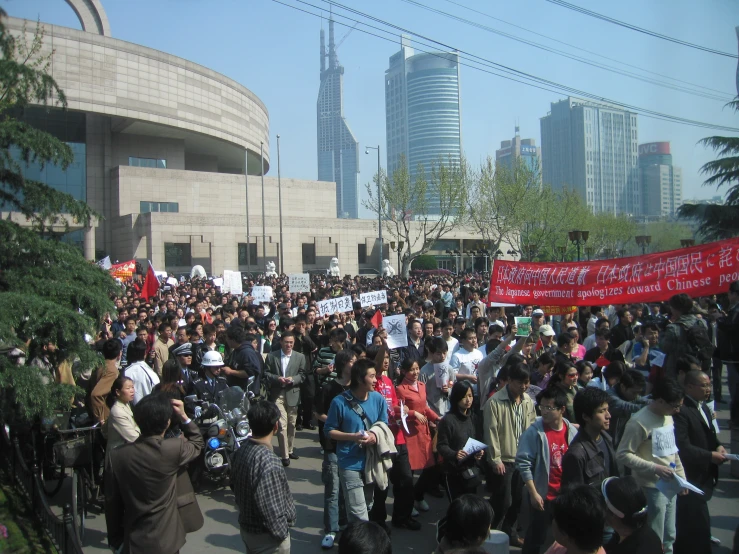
6, 0, 739, 218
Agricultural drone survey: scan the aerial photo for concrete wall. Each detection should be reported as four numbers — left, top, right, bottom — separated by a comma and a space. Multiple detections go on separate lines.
111, 133, 185, 169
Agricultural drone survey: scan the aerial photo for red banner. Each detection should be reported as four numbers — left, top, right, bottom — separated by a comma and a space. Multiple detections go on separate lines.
109, 259, 136, 280
488, 238, 739, 306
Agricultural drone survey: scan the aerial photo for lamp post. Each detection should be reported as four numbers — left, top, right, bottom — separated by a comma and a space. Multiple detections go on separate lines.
479, 249, 490, 273
244, 149, 250, 268
277, 134, 284, 274
568, 230, 589, 262
635, 235, 652, 256
585, 246, 594, 261
507, 249, 519, 259
260, 141, 266, 268
680, 238, 696, 248
392, 240, 405, 273
557, 245, 567, 262
464, 250, 476, 272
365, 145, 382, 275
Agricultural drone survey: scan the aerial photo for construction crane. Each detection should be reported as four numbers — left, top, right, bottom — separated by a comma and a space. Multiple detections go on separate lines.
335, 22, 358, 50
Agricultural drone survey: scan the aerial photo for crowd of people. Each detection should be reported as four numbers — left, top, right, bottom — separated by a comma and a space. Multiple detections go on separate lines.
11, 270, 739, 554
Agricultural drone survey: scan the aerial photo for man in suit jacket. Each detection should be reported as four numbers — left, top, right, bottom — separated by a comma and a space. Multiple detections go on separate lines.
263, 331, 307, 466
105, 394, 204, 554
673, 370, 727, 554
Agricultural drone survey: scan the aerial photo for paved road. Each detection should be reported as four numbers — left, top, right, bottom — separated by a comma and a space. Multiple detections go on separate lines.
76, 407, 739, 554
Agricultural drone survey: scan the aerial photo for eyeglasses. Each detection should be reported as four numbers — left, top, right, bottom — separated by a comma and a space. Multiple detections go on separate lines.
540, 406, 562, 412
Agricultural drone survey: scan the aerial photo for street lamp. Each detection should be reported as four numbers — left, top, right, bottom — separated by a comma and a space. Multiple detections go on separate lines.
635, 235, 652, 256
568, 230, 589, 262
585, 246, 594, 261
464, 250, 476, 272
557, 245, 567, 262
391, 240, 405, 273
365, 145, 382, 275
479, 249, 491, 273
507, 249, 519, 259
680, 238, 696, 248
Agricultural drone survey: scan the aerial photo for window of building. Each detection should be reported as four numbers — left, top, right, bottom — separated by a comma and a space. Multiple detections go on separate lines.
140, 201, 179, 213
358, 243, 367, 264
129, 157, 167, 169
302, 243, 316, 265
238, 243, 258, 265
164, 243, 191, 267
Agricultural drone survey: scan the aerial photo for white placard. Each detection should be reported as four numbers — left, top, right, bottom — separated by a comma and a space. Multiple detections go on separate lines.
651, 351, 666, 368
251, 286, 272, 304
222, 270, 232, 294
656, 472, 704, 499
652, 424, 679, 458
166, 277, 178, 287
383, 314, 408, 349
288, 273, 311, 293
316, 295, 353, 317
360, 290, 388, 307
462, 437, 488, 456
229, 271, 243, 295
212, 277, 224, 289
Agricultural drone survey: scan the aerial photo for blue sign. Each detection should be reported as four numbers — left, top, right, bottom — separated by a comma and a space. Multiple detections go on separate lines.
520, 145, 537, 155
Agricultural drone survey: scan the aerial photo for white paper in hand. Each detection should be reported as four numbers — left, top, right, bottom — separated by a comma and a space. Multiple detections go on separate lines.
399, 401, 410, 434
724, 453, 739, 462
656, 473, 704, 499
462, 437, 488, 456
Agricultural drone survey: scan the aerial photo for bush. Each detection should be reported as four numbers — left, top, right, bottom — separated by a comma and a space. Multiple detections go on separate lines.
411, 255, 439, 270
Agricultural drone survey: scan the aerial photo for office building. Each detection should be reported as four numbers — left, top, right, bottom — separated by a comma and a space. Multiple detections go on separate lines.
540, 97, 639, 215
495, 126, 541, 179
317, 18, 360, 219
638, 142, 682, 218
386, 37, 461, 215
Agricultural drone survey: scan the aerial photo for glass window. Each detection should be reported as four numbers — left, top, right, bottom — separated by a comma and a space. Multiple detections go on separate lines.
238, 243, 258, 265
129, 156, 166, 169
302, 243, 316, 265
164, 243, 191, 268
140, 201, 178, 213
358, 243, 367, 264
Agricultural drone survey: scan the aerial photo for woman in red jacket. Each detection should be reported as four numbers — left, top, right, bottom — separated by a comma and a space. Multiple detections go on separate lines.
396, 358, 441, 513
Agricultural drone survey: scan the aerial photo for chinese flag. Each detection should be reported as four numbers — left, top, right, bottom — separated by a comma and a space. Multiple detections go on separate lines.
141, 260, 160, 300
370, 311, 383, 329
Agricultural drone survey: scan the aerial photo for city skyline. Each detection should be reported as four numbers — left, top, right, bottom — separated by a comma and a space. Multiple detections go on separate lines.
8, 0, 738, 219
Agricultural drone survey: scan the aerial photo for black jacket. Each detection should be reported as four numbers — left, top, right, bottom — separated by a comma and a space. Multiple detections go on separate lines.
609, 323, 634, 349
191, 375, 230, 404
717, 303, 739, 362
673, 395, 720, 498
435, 410, 479, 474
560, 429, 618, 489
229, 342, 263, 393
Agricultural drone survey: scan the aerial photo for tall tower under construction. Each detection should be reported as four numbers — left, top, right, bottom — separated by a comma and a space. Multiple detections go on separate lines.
317, 19, 360, 219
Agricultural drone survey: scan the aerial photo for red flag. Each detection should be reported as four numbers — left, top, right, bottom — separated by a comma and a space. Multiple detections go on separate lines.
141, 260, 160, 300
370, 311, 383, 329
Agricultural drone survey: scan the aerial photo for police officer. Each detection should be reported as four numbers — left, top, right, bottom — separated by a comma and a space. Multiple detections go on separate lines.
192, 351, 230, 403
172, 342, 199, 394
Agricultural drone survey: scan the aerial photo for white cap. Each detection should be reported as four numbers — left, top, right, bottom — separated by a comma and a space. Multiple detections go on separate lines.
539, 324, 555, 336
532, 309, 545, 316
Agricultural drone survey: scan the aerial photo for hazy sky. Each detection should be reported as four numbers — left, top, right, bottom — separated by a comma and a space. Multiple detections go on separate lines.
6, 0, 739, 218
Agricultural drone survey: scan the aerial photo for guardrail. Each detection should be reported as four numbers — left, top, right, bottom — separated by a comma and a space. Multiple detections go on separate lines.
0, 424, 84, 554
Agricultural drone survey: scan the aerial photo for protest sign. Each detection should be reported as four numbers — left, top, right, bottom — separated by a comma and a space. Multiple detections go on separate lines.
383, 314, 408, 349
109, 260, 136, 280
316, 295, 353, 317
289, 273, 311, 293
360, 290, 388, 307
515, 317, 531, 336
251, 285, 272, 303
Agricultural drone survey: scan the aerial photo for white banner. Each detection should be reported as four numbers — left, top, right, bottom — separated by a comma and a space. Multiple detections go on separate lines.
251, 285, 272, 303
222, 270, 232, 294
229, 271, 243, 295
316, 295, 353, 317
166, 277, 179, 287
289, 273, 311, 293
212, 277, 224, 289
360, 290, 388, 307
383, 314, 408, 349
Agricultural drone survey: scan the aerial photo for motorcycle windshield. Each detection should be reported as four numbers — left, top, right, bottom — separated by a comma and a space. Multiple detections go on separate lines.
218, 386, 245, 412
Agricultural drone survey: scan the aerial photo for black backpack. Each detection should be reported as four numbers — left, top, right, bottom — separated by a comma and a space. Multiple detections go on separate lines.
678, 321, 713, 372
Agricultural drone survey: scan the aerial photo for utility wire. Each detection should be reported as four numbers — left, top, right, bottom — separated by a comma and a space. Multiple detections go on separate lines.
543, 0, 738, 59
411, 0, 735, 101
271, 0, 739, 132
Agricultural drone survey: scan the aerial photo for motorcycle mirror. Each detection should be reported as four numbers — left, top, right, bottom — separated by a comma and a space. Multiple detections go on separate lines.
184, 395, 198, 403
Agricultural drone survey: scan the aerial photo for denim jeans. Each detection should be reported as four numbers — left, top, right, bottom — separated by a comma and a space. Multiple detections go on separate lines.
322, 451, 347, 534
339, 468, 374, 523
644, 487, 676, 554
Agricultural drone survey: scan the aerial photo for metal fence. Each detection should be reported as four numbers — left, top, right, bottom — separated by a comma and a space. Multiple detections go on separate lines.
0, 424, 84, 554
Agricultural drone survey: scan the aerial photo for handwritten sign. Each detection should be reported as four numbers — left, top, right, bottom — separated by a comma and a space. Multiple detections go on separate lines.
383, 314, 408, 349
652, 424, 678, 458
360, 290, 388, 307
289, 273, 311, 293
222, 270, 233, 294
316, 295, 353, 317
229, 271, 243, 295
251, 286, 273, 304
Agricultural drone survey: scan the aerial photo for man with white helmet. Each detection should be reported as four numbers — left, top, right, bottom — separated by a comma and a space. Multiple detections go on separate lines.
192, 350, 230, 403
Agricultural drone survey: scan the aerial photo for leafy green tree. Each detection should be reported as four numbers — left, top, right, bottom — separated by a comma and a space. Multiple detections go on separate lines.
0, 11, 118, 423
585, 213, 637, 260
411, 255, 438, 270
677, 99, 739, 240
365, 154, 469, 277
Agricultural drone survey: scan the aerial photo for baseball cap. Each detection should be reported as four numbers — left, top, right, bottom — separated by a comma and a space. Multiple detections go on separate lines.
539, 324, 555, 337
532, 309, 545, 316
490, 321, 506, 332
454, 316, 466, 324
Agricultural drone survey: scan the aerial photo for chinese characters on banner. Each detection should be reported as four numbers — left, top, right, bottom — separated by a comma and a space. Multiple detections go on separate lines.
540, 306, 578, 316
488, 237, 739, 307
317, 295, 353, 317
288, 273, 311, 293
251, 286, 273, 304
109, 260, 136, 280
360, 290, 388, 308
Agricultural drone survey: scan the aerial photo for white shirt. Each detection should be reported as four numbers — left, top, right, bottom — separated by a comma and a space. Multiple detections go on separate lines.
125, 361, 160, 404
444, 336, 459, 364
281, 351, 291, 377
697, 400, 711, 429
451, 347, 484, 376
583, 334, 597, 352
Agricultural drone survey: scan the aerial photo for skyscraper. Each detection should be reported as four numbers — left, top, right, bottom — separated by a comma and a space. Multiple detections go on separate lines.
386, 37, 461, 215
317, 19, 360, 219
540, 97, 639, 215
638, 142, 682, 218
495, 126, 541, 179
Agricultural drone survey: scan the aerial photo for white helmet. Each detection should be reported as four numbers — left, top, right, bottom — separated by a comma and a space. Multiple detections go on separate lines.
201, 351, 224, 367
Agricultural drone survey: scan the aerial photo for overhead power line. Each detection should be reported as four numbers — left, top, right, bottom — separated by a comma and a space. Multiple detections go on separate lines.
543, 0, 738, 59
270, 0, 739, 132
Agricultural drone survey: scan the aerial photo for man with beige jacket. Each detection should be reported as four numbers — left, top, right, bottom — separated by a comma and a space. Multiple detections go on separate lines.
482, 363, 536, 547
88, 339, 122, 424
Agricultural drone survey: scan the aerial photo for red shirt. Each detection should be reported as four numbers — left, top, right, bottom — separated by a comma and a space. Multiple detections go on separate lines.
543, 423, 568, 500
374, 374, 405, 445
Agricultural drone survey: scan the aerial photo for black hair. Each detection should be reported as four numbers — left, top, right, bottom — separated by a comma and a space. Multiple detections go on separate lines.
641, 322, 659, 333
552, 484, 606, 551
474, 317, 489, 331
350, 358, 376, 389
573, 387, 610, 427
334, 349, 356, 377
595, 327, 611, 340
557, 331, 575, 348
442, 494, 494, 548
534, 352, 554, 369
651, 378, 684, 404
329, 328, 348, 344
619, 369, 645, 390
133, 393, 174, 437
460, 328, 476, 342
441, 318, 453, 328
449, 381, 475, 414
280, 331, 296, 342
226, 325, 246, 344
508, 363, 530, 383
279, 317, 295, 332
575, 360, 592, 377
595, 317, 610, 330
399, 357, 420, 377
338, 522, 391, 554
549, 360, 576, 387
676, 354, 701, 374
351, 343, 366, 357
157, 322, 171, 333
247, 400, 281, 438
106, 375, 134, 409
102, 338, 122, 360
536, 386, 568, 410
126, 338, 147, 363
684, 370, 709, 388
729, 280, 739, 294
668, 293, 694, 316
602, 476, 648, 529
426, 336, 449, 354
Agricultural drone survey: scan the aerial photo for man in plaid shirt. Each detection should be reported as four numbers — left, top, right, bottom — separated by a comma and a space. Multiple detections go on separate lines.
232, 400, 296, 553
